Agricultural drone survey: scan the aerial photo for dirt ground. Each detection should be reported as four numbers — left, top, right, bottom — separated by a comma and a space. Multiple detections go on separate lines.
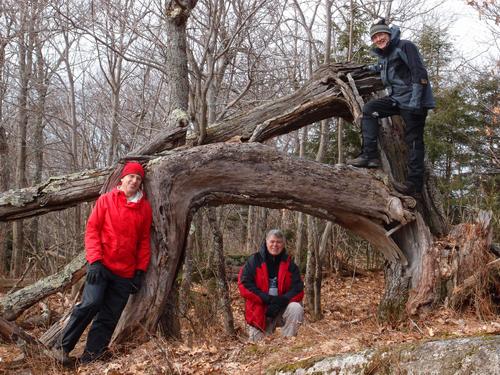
1, 270, 499, 374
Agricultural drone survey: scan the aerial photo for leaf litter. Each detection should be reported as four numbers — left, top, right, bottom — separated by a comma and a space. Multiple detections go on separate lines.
1, 270, 499, 374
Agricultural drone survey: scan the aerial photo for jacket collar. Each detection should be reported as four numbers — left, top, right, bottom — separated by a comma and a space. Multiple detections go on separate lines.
113, 187, 144, 207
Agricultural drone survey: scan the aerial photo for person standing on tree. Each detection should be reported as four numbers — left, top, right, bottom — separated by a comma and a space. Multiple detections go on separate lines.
52, 161, 152, 365
348, 18, 435, 196
238, 229, 304, 342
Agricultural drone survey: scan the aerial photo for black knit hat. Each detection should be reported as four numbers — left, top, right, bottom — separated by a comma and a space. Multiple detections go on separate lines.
370, 18, 391, 38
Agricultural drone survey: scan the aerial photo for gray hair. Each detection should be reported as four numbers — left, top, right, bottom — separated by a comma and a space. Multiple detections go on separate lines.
266, 229, 285, 243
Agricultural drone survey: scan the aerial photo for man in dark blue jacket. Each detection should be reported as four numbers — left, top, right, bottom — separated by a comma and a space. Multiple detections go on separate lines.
348, 19, 435, 196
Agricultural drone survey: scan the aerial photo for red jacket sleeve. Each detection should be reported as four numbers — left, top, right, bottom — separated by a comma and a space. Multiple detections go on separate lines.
85, 196, 106, 264
135, 201, 152, 272
238, 262, 270, 304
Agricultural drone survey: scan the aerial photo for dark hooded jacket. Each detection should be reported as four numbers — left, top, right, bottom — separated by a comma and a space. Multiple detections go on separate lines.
370, 26, 435, 110
238, 244, 304, 331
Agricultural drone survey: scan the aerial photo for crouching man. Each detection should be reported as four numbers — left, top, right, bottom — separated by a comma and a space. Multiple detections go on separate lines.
52, 162, 152, 365
238, 229, 304, 341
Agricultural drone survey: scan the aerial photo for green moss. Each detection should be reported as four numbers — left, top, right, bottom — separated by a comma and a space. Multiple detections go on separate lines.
361, 347, 393, 375
268, 356, 326, 374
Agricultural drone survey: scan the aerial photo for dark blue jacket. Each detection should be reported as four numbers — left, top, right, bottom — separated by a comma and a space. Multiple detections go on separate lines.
369, 27, 435, 110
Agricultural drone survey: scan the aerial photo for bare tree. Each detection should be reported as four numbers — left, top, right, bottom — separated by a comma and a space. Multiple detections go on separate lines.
11, 1, 38, 276
0, 4, 14, 275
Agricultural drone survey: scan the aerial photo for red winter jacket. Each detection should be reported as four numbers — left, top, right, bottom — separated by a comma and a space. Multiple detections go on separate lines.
85, 188, 152, 278
238, 245, 304, 331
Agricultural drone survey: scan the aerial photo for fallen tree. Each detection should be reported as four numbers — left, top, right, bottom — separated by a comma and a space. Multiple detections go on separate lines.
0, 253, 85, 321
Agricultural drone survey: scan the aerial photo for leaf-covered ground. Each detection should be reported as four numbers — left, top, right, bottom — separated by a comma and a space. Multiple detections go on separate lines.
1, 271, 499, 374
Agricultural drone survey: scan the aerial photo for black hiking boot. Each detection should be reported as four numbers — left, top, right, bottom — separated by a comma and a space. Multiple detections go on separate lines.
78, 349, 112, 366
50, 346, 73, 367
347, 154, 381, 168
393, 180, 422, 198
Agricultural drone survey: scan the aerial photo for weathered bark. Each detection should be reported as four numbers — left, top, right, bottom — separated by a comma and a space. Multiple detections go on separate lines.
314, 222, 332, 316
0, 168, 112, 222
273, 335, 500, 375
380, 213, 433, 320
145, 8, 194, 313
111, 142, 411, 343
11, 3, 35, 276
376, 108, 449, 320
446, 211, 496, 316
0, 316, 44, 355
59, 24, 84, 249
379, 115, 448, 237
451, 258, 500, 309
304, 216, 318, 318
164, 1, 191, 118
305, 116, 330, 319
0, 125, 8, 274
200, 65, 381, 145
179, 231, 194, 315
39, 310, 72, 348
206, 208, 235, 336
0, 252, 85, 320
295, 212, 305, 269
254, 207, 268, 246
294, 127, 308, 269
158, 282, 182, 340
245, 206, 255, 254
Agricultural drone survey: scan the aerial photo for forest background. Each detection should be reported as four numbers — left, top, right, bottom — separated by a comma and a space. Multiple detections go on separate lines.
0, 0, 498, 373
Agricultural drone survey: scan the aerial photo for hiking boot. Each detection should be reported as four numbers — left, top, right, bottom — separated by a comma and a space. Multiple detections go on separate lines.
393, 181, 421, 198
347, 154, 381, 168
78, 350, 111, 365
78, 351, 95, 365
51, 346, 72, 366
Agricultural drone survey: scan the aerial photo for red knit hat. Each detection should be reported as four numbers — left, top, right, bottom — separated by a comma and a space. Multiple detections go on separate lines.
120, 162, 145, 179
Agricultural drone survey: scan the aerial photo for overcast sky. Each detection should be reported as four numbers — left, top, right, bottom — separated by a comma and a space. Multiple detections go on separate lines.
438, 0, 498, 66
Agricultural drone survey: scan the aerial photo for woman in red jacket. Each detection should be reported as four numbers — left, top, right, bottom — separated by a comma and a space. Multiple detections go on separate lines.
52, 162, 152, 365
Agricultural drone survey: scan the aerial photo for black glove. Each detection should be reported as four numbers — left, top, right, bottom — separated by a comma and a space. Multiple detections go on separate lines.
273, 295, 289, 308
260, 293, 273, 305
86, 261, 105, 285
266, 302, 282, 318
130, 270, 145, 294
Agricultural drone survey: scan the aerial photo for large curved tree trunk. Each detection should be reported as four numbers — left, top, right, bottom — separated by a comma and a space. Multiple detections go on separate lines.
112, 142, 413, 342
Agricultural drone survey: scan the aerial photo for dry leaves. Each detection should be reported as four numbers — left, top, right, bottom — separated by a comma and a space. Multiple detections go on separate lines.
1, 270, 499, 374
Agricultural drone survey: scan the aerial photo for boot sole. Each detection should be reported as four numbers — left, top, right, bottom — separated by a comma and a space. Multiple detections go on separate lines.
348, 163, 381, 168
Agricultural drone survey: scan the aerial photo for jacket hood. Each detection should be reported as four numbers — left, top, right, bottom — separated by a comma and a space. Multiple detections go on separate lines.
371, 26, 401, 57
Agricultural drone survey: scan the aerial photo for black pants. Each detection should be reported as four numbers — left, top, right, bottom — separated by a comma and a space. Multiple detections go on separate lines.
361, 97, 427, 189
60, 267, 131, 357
